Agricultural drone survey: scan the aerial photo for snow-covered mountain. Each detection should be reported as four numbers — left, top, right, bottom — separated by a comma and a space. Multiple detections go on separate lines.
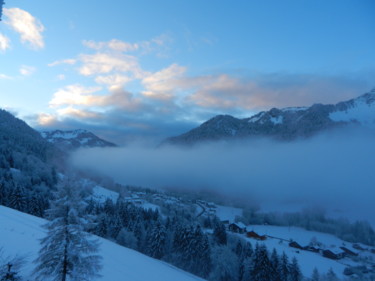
0, 205, 204, 281
165, 89, 375, 145
40, 129, 116, 150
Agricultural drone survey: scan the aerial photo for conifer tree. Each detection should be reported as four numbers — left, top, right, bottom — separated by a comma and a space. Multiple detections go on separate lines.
33, 180, 102, 281
289, 257, 302, 281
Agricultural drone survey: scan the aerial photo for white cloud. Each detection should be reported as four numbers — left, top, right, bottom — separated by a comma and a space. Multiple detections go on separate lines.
0, 33, 11, 51
78, 52, 146, 78
95, 74, 133, 89
49, 84, 143, 112
83, 39, 139, 52
19, 65, 36, 76
0, 73, 12, 79
49, 84, 102, 108
57, 74, 66, 80
48, 59, 77, 67
3, 8, 45, 49
142, 64, 187, 100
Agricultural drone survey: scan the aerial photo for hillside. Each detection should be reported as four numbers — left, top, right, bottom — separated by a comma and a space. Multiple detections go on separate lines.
164, 89, 375, 145
40, 129, 116, 150
0, 205, 204, 281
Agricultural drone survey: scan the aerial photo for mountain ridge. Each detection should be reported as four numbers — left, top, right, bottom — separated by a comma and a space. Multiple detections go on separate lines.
164, 89, 375, 145
40, 129, 116, 150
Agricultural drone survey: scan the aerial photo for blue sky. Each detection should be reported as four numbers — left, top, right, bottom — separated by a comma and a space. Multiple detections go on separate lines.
0, 0, 374, 143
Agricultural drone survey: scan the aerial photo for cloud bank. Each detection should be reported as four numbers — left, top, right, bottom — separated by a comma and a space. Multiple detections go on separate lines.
71, 129, 375, 224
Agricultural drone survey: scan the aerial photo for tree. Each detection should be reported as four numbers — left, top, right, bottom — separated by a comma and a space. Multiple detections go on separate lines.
311, 267, 320, 281
288, 257, 302, 281
33, 180, 102, 281
250, 244, 273, 281
278, 252, 289, 281
213, 222, 227, 245
209, 245, 239, 281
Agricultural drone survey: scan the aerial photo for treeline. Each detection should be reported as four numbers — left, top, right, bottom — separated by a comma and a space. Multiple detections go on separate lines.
86, 197, 305, 281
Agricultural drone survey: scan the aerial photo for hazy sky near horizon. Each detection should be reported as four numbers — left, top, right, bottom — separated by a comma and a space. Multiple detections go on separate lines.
1, 0, 375, 143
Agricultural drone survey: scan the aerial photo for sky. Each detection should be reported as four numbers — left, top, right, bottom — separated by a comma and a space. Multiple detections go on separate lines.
0, 0, 375, 143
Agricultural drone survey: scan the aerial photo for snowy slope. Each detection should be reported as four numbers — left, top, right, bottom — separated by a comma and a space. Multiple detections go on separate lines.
40, 129, 116, 150
164, 89, 375, 145
240, 225, 375, 279
0, 206, 204, 281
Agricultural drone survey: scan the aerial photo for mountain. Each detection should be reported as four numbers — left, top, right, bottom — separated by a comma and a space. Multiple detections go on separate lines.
0, 205, 204, 281
164, 89, 375, 145
40, 129, 116, 150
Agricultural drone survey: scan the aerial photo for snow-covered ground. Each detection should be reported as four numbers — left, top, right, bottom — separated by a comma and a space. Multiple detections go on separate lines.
215, 205, 242, 222
92, 185, 119, 203
240, 225, 375, 279
0, 206, 204, 281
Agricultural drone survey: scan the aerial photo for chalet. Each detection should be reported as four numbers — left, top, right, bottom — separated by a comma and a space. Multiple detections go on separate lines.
246, 231, 267, 241
303, 246, 319, 253
322, 249, 340, 260
352, 244, 366, 251
340, 247, 358, 257
289, 241, 303, 250
228, 222, 246, 233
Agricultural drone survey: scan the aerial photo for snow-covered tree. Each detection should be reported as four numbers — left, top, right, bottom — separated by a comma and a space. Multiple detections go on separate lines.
147, 221, 167, 259
250, 243, 273, 281
33, 179, 102, 281
209, 245, 239, 281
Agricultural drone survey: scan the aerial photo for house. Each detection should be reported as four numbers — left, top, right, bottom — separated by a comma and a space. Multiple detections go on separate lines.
246, 231, 267, 241
228, 222, 246, 233
340, 247, 358, 257
289, 241, 303, 250
352, 244, 366, 251
322, 250, 341, 260
303, 246, 319, 253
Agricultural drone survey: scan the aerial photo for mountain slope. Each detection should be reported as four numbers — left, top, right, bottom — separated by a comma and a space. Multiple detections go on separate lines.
0, 205, 204, 281
40, 129, 116, 150
165, 89, 375, 145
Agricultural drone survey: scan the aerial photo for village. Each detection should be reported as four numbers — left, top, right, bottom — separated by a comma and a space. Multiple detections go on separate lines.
92, 184, 375, 279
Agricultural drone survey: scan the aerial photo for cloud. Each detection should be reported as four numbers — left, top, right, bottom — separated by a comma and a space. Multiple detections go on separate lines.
82, 34, 171, 55
48, 59, 77, 67
78, 53, 146, 78
95, 74, 133, 89
3, 8, 45, 49
83, 39, 139, 52
0, 33, 11, 51
49, 84, 145, 114
142, 64, 187, 100
19, 65, 36, 76
0, 73, 12, 80
72, 130, 375, 226
49, 84, 103, 108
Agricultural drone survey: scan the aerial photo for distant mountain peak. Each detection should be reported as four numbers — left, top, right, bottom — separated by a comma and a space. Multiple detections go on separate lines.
164, 89, 375, 145
40, 129, 116, 150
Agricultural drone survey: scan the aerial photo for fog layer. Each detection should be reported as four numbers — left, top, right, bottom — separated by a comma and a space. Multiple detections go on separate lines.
71, 129, 375, 223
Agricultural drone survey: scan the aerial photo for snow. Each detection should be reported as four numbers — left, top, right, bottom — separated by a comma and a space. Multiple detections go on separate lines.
241, 225, 350, 278
248, 112, 265, 123
329, 99, 375, 127
281, 107, 307, 112
215, 205, 242, 222
0, 206, 205, 281
270, 116, 283, 124
91, 185, 119, 203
